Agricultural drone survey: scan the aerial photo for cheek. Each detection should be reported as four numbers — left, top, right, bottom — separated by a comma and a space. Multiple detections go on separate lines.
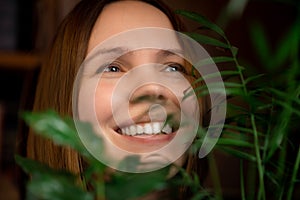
95, 81, 115, 124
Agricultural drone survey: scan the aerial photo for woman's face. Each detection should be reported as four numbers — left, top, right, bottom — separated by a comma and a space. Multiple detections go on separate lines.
76, 0, 199, 172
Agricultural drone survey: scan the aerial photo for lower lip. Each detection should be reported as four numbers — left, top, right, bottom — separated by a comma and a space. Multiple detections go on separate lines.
112, 128, 177, 145
119, 132, 176, 143
108, 130, 177, 153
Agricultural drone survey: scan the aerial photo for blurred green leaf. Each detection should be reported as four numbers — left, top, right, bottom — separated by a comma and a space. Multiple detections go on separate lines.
184, 32, 230, 49
250, 20, 299, 71
244, 74, 265, 85
218, 146, 256, 162
231, 46, 239, 57
217, 138, 253, 148
176, 10, 226, 38
272, 99, 300, 117
267, 87, 300, 106
196, 56, 235, 67
15, 155, 93, 200
193, 70, 239, 86
15, 155, 71, 177
223, 124, 254, 134
250, 22, 271, 68
26, 174, 93, 200
106, 169, 168, 200
21, 110, 103, 161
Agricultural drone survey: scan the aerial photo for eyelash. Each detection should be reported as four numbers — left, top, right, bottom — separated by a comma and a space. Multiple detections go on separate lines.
95, 62, 123, 74
103, 64, 122, 72
164, 63, 187, 74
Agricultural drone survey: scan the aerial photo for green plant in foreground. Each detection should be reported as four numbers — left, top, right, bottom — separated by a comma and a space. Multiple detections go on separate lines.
16, 111, 172, 200
16, 5, 299, 200
176, 4, 299, 200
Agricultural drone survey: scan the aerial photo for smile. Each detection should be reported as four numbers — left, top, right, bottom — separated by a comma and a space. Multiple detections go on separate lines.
116, 122, 173, 136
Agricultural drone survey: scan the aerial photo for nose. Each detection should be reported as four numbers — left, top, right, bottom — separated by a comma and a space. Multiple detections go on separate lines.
129, 83, 172, 104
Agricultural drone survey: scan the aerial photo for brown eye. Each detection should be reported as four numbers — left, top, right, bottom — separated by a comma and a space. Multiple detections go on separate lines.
103, 64, 121, 72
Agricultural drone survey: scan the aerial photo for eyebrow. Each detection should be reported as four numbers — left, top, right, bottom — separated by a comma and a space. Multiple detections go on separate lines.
156, 48, 184, 58
85, 46, 184, 62
98, 47, 129, 55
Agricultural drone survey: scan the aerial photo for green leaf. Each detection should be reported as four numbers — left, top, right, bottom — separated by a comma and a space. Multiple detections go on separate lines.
224, 82, 244, 88
272, 99, 300, 117
224, 87, 245, 96
106, 169, 168, 200
27, 171, 93, 200
218, 146, 257, 162
21, 110, 103, 161
184, 32, 230, 49
217, 137, 253, 148
192, 87, 244, 98
175, 10, 226, 38
264, 170, 279, 188
22, 110, 83, 148
231, 46, 239, 57
265, 119, 290, 162
267, 87, 300, 106
250, 22, 271, 68
244, 74, 265, 85
15, 155, 94, 200
15, 155, 70, 176
248, 88, 266, 97
221, 130, 251, 141
272, 23, 299, 69
223, 124, 255, 134
196, 56, 235, 67
192, 70, 239, 86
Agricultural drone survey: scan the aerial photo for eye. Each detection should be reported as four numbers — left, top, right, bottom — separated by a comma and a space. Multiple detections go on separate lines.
103, 64, 121, 73
164, 63, 186, 74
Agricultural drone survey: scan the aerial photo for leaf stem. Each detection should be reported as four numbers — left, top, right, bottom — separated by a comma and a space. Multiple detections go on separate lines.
225, 36, 266, 200
286, 147, 300, 200
208, 153, 223, 200
250, 114, 265, 200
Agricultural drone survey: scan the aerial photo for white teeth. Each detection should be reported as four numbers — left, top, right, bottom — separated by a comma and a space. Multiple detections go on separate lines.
120, 122, 173, 136
153, 122, 161, 134
144, 124, 152, 134
129, 126, 136, 136
162, 124, 172, 134
136, 125, 143, 134
125, 127, 130, 135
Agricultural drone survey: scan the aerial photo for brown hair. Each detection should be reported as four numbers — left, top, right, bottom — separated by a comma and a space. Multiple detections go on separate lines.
25, 0, 206, 198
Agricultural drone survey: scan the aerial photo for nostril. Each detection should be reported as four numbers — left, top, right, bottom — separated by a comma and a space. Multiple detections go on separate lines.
130, 94, 166, 103
157, 94, 165, 100
129, 83, 168, 103
130, 95, 151, 103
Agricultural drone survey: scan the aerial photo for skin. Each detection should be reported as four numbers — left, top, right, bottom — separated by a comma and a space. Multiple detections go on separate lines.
77, 0, 198, 172
82, 1, 189, 150
87, 0, 174, 53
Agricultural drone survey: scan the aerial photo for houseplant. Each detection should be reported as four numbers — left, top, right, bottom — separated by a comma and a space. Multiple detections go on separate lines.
16, 1, 299, 199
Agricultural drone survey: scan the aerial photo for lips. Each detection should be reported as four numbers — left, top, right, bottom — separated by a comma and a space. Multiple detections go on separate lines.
117, 122, 173, 136
107, 116, 180, 153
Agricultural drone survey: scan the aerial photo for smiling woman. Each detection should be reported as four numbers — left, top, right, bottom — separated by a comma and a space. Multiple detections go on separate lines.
73, 0, 205, 174
25, 0, 209, 199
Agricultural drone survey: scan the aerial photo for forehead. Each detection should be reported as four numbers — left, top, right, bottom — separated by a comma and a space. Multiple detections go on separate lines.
88, 0, 174, 53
